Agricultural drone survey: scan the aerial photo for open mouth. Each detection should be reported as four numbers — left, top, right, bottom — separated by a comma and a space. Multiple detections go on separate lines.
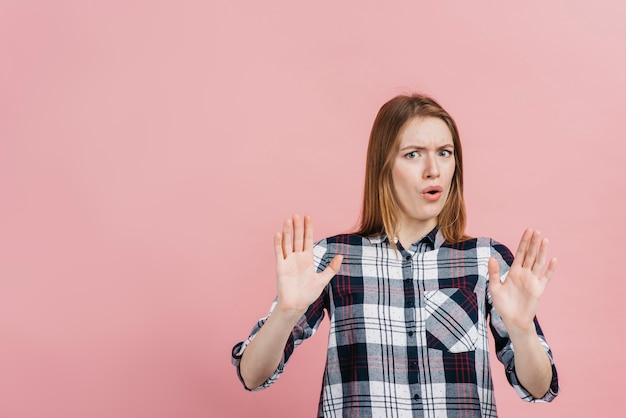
423, 186, 442, 194
422, 187, 443, 200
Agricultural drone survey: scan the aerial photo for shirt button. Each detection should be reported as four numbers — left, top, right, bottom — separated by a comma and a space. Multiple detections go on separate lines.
413, 394, 420, 400
408, 331, 414, 337
405, 255, 411, 261
407, 300, 414, 308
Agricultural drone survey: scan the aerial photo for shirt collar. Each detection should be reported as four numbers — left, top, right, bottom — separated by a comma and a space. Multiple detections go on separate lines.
367, 226, 444, 250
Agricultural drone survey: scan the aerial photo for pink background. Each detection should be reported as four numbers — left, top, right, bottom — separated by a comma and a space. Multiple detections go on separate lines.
1, 1, 624, 417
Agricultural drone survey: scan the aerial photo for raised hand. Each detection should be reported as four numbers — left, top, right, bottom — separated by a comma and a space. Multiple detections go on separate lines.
488, 229, 557, 334
274, 215, 343, 315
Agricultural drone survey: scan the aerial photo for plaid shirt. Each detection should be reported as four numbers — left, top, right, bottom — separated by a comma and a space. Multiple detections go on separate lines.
232, 228, 559, 417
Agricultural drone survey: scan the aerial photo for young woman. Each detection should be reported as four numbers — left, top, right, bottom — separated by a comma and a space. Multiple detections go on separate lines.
232, 94, 559, 417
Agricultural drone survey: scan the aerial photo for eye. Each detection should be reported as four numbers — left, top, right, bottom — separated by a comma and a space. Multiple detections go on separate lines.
405, 151, 419, 159
439, 149, 453, 157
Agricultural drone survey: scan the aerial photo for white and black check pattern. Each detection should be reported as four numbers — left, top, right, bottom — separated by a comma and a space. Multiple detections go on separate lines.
232, 228, 559, 417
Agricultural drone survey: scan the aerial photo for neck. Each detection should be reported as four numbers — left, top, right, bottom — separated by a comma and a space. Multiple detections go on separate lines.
395, 219, 437, 249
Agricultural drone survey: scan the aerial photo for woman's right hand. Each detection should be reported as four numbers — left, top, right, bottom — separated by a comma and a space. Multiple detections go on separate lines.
274, 214, 343, 315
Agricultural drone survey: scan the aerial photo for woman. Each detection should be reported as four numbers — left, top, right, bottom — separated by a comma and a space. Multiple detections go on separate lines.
231, 94, 559, 417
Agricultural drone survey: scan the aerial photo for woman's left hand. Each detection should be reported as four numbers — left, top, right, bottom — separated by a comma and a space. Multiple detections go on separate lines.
488, 229, 557, 334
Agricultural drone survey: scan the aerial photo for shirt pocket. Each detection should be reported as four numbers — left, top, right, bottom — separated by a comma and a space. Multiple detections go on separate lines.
424, 288, 479, 353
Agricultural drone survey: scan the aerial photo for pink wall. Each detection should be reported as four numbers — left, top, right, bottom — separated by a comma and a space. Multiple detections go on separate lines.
1, 1, 624, 417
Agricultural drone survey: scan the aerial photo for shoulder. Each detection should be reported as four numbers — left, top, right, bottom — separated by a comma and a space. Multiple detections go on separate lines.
312, 233, 371, 268
314, 233, 372, 252
440, 236, 514, 263
487, 237, 514, 263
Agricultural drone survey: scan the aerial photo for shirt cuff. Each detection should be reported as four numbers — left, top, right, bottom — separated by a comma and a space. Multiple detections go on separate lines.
504, 339, 560, 403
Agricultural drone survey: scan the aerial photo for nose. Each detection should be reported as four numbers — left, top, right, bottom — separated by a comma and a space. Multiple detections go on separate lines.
423, 154, 440, 179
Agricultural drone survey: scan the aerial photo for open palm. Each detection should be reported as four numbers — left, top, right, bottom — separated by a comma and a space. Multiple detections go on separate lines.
488, 229, 557, 332
274, 215, 342, 314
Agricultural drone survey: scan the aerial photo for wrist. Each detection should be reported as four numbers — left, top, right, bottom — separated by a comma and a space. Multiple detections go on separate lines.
274, 302, 307, 323
505, 321, 538, 344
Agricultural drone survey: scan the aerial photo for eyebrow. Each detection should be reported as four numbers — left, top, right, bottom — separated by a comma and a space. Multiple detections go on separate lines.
398, 144, 455, 152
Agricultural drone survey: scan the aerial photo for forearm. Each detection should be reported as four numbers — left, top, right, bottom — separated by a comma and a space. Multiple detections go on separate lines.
239, 307, 306, 389
506, 324, 552, 398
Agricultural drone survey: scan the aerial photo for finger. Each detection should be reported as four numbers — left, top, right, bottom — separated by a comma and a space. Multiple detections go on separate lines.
274, 232, 283, 261
532, 238, 549, 275
512, 228, 533, 269
488, 257, 501, 282
522, 230, 542, 269
274, 232, 283, 262
303, 214, 314, 251
487, 257, 502, 294
282, 218, 293, 258
542, 257, 557, 284
292, 214, 304, 252
318, 254, 343, 285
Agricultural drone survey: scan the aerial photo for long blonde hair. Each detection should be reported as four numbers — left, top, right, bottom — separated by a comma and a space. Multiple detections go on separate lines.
356, 94, 470, 245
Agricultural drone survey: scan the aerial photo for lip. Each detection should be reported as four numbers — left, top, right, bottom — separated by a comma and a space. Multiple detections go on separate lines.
422, 186, 442, 194
422, 186, 443, 201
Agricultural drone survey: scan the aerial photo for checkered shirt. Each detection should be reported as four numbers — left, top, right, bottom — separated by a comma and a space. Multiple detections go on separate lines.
232, 228, 559, 417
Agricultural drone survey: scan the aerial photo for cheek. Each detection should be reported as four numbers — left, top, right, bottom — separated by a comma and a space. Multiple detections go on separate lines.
445, 164, 456, 186
391, 170, 414, 196
391, 167, 406, 189
442, 168, 455, 196
391, 171, 411, 206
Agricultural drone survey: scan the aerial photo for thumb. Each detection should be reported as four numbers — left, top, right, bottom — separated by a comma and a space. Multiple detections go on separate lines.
488, 257, 501, 293
318, 254, 343, 285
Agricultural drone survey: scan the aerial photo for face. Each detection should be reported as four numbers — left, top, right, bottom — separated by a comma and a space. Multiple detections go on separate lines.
391, 116, 455, 241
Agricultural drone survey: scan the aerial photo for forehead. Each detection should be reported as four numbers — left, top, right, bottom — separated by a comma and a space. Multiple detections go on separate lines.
397, 116, 453, 148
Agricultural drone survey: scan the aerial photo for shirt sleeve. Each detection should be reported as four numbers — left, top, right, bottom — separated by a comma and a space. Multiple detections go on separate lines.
231, 239, 331, 391
487, 239, 560, 402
